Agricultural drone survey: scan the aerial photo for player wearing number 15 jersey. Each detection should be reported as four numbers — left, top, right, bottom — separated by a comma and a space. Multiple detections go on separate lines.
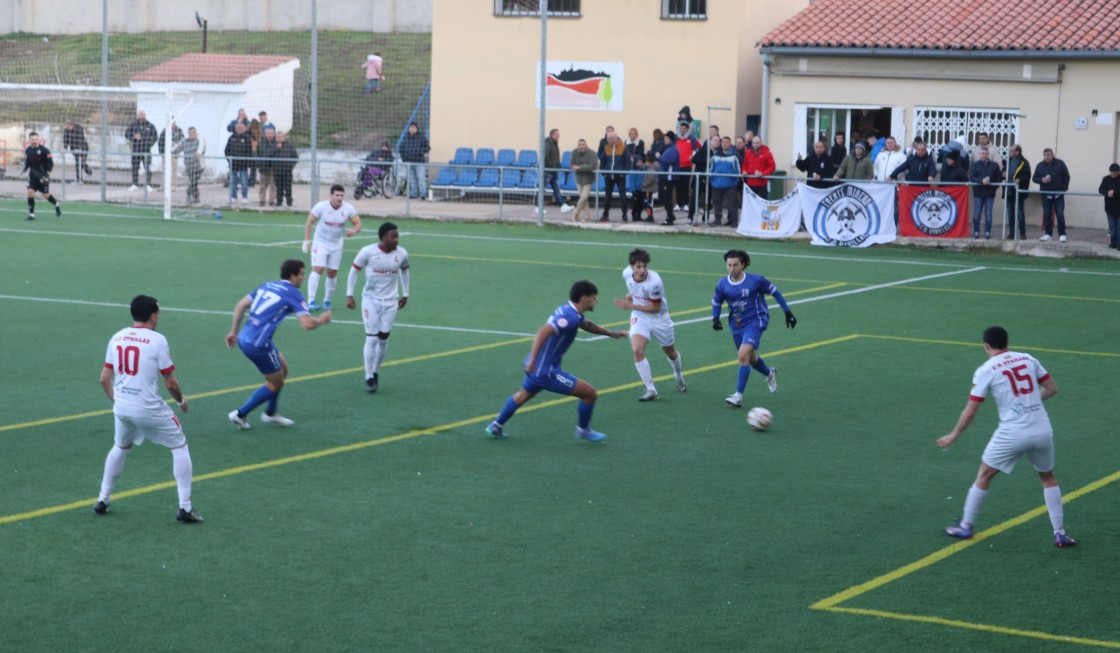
225, 259, 332, 430
937, 326, 1075, 548
94, 295, 201, 523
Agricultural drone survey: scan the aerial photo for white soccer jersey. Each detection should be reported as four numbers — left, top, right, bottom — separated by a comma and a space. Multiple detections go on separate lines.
969, 350, 1052, 436
623, 266, 670, 322
352, 243, 410, 300
311, 200, 358, 248
104, 327, 174, 414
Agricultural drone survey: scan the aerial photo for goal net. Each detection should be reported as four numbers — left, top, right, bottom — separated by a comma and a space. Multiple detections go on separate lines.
0, 83, 214, 220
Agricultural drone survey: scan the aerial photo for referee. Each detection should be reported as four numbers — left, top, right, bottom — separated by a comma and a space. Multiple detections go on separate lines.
24, 131, 61, 221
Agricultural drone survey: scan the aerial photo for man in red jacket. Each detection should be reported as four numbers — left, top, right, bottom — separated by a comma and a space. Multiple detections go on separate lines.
742, 136, 776, 199
675, 122, 702, 223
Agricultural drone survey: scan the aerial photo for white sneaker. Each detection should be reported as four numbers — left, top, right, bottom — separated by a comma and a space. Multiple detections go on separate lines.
676, 377, 688, 393
766, 367, 778, 393
638, 389, 659, 402
1039, 234, 1051, 241
228, 410, 251, 430
261, 413, 295, 427
1059, 235, 1067, 243
725, 392, 743, 408
145, 185, 153, 192
241, 197, 249, 206
129, 184, 138, 192
560, 204, 574, 213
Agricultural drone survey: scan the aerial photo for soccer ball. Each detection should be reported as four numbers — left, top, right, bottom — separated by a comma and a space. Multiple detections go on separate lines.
747, 407, 772, 431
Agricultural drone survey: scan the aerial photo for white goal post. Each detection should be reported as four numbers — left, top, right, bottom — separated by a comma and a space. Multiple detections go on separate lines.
0, 83, 200, 220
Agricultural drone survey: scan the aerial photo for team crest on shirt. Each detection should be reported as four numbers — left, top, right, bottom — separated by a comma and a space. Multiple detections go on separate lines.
909, 189, 959, 236
811, 185, 882, 247
556, 317, 569, 328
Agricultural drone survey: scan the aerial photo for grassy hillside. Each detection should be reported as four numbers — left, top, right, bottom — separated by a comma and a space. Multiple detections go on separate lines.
0, 30, 431, 150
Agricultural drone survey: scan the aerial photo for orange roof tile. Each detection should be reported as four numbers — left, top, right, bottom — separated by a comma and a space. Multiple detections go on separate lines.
130, 54, 299, 84
761, 0, 1120, 52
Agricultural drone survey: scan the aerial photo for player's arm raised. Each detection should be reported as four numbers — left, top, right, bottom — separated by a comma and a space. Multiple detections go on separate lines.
579, 319, 626, 339
225, 296, 252, 348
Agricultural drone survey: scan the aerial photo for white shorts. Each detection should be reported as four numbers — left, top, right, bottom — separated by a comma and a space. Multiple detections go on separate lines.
362, 296, 399, 335
981, 429, 1055, 474
113, 406, 187, 449
629, 315, 676, 348
311, 242, 343, 271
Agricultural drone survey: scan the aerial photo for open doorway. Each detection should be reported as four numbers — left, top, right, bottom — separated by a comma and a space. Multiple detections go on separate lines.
802, 106, 893, 155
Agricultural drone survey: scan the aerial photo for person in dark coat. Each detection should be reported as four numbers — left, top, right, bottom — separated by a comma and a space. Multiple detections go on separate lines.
1099, 163, 1120, 248
124, 110, 158, 190
1002, 144, 1032, 240
795, 140, 838, 189
63, 119, 92, 183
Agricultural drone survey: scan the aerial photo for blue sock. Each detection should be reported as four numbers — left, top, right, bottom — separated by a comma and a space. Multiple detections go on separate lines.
577, 400, 595, 430
495, 396, 520, 425
737, 365, 751, 394
266, 388, 282, 415
752, 356, 770, 376
239, 385, 276, 417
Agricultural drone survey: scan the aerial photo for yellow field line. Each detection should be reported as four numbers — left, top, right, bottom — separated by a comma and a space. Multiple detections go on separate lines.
857, 334, 1120, 358
0, 334, 858, 526
821, 606, 1120, 649
894, 285, 1120, 304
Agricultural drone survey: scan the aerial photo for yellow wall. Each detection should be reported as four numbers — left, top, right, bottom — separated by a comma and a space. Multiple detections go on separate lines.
431, 0, 805, 164
764, 56, 1120, 228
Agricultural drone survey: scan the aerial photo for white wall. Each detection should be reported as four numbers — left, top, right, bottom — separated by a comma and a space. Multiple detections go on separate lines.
0, 0, 432, 34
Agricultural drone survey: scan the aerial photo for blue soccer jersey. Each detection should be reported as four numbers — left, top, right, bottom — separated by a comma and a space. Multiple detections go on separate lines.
238, 280, 310, 348
712, 273, 787, 331
524, 301, 584, 377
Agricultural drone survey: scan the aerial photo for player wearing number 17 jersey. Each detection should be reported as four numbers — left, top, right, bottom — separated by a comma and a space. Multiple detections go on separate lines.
225, 259, 332, 430
937, 326, 1075, 548
94, 295, 201, 523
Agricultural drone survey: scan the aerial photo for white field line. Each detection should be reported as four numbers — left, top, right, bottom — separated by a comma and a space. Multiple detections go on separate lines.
0, 295, 535, 338
582, 267, 989, 341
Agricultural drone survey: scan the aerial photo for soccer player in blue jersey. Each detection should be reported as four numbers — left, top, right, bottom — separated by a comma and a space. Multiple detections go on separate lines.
486, 280, 627, 442
225, 259, 332, 429
712, 249, 797, 407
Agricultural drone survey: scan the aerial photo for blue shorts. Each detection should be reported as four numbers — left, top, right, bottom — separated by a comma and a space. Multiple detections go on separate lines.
732, 323, 766, 350
239, 339, 283, 375
521, 369, 578, 396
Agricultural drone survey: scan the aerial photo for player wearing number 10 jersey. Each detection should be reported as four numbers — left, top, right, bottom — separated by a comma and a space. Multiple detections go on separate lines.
95, 295, 201, 523
936, 326, 1075, 548
225, 259, 332, 430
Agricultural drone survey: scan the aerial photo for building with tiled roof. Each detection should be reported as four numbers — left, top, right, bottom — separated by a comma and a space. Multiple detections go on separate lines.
129, 54, 301, 177
755, 0, 1120, 229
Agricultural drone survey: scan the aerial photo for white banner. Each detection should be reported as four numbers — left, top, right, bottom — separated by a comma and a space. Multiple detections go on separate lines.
737, 187, 803, 238
800, 183, 897, 247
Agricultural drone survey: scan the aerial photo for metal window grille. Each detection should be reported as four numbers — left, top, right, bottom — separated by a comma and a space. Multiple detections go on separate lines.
662, 0, 707, 19
495, 0, 581, 17
913, 107, 1020, 162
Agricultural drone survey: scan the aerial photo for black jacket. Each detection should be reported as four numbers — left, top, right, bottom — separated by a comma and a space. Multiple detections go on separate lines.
1100, 174, 1120, 215
125, 119, 158, 153
891, 153, 937, 182
968, 159, 1002, 198
940, 162, 968, 183
272, 141, 299, 174
795, 151, 838, 188
224, 133, 253, 170
1033, 158, 1070, 192
399, 133, 430, 163
63, 124, 88, 152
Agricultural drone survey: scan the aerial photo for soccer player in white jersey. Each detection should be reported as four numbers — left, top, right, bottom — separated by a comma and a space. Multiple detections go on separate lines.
94, 295, 202, 523
937, 326, 1075, 548
346, 221, 409, 393
614, 248, 686, 401
303, 183, 362, 311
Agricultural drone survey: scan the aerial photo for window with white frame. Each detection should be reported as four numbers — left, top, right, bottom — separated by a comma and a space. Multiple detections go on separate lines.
495, 0, 581, 17
662, 0, 707, 19
913, 107, 1020, 162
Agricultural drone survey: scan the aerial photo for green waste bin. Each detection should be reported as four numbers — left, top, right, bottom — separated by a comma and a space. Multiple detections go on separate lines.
769, 171, 786, 201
